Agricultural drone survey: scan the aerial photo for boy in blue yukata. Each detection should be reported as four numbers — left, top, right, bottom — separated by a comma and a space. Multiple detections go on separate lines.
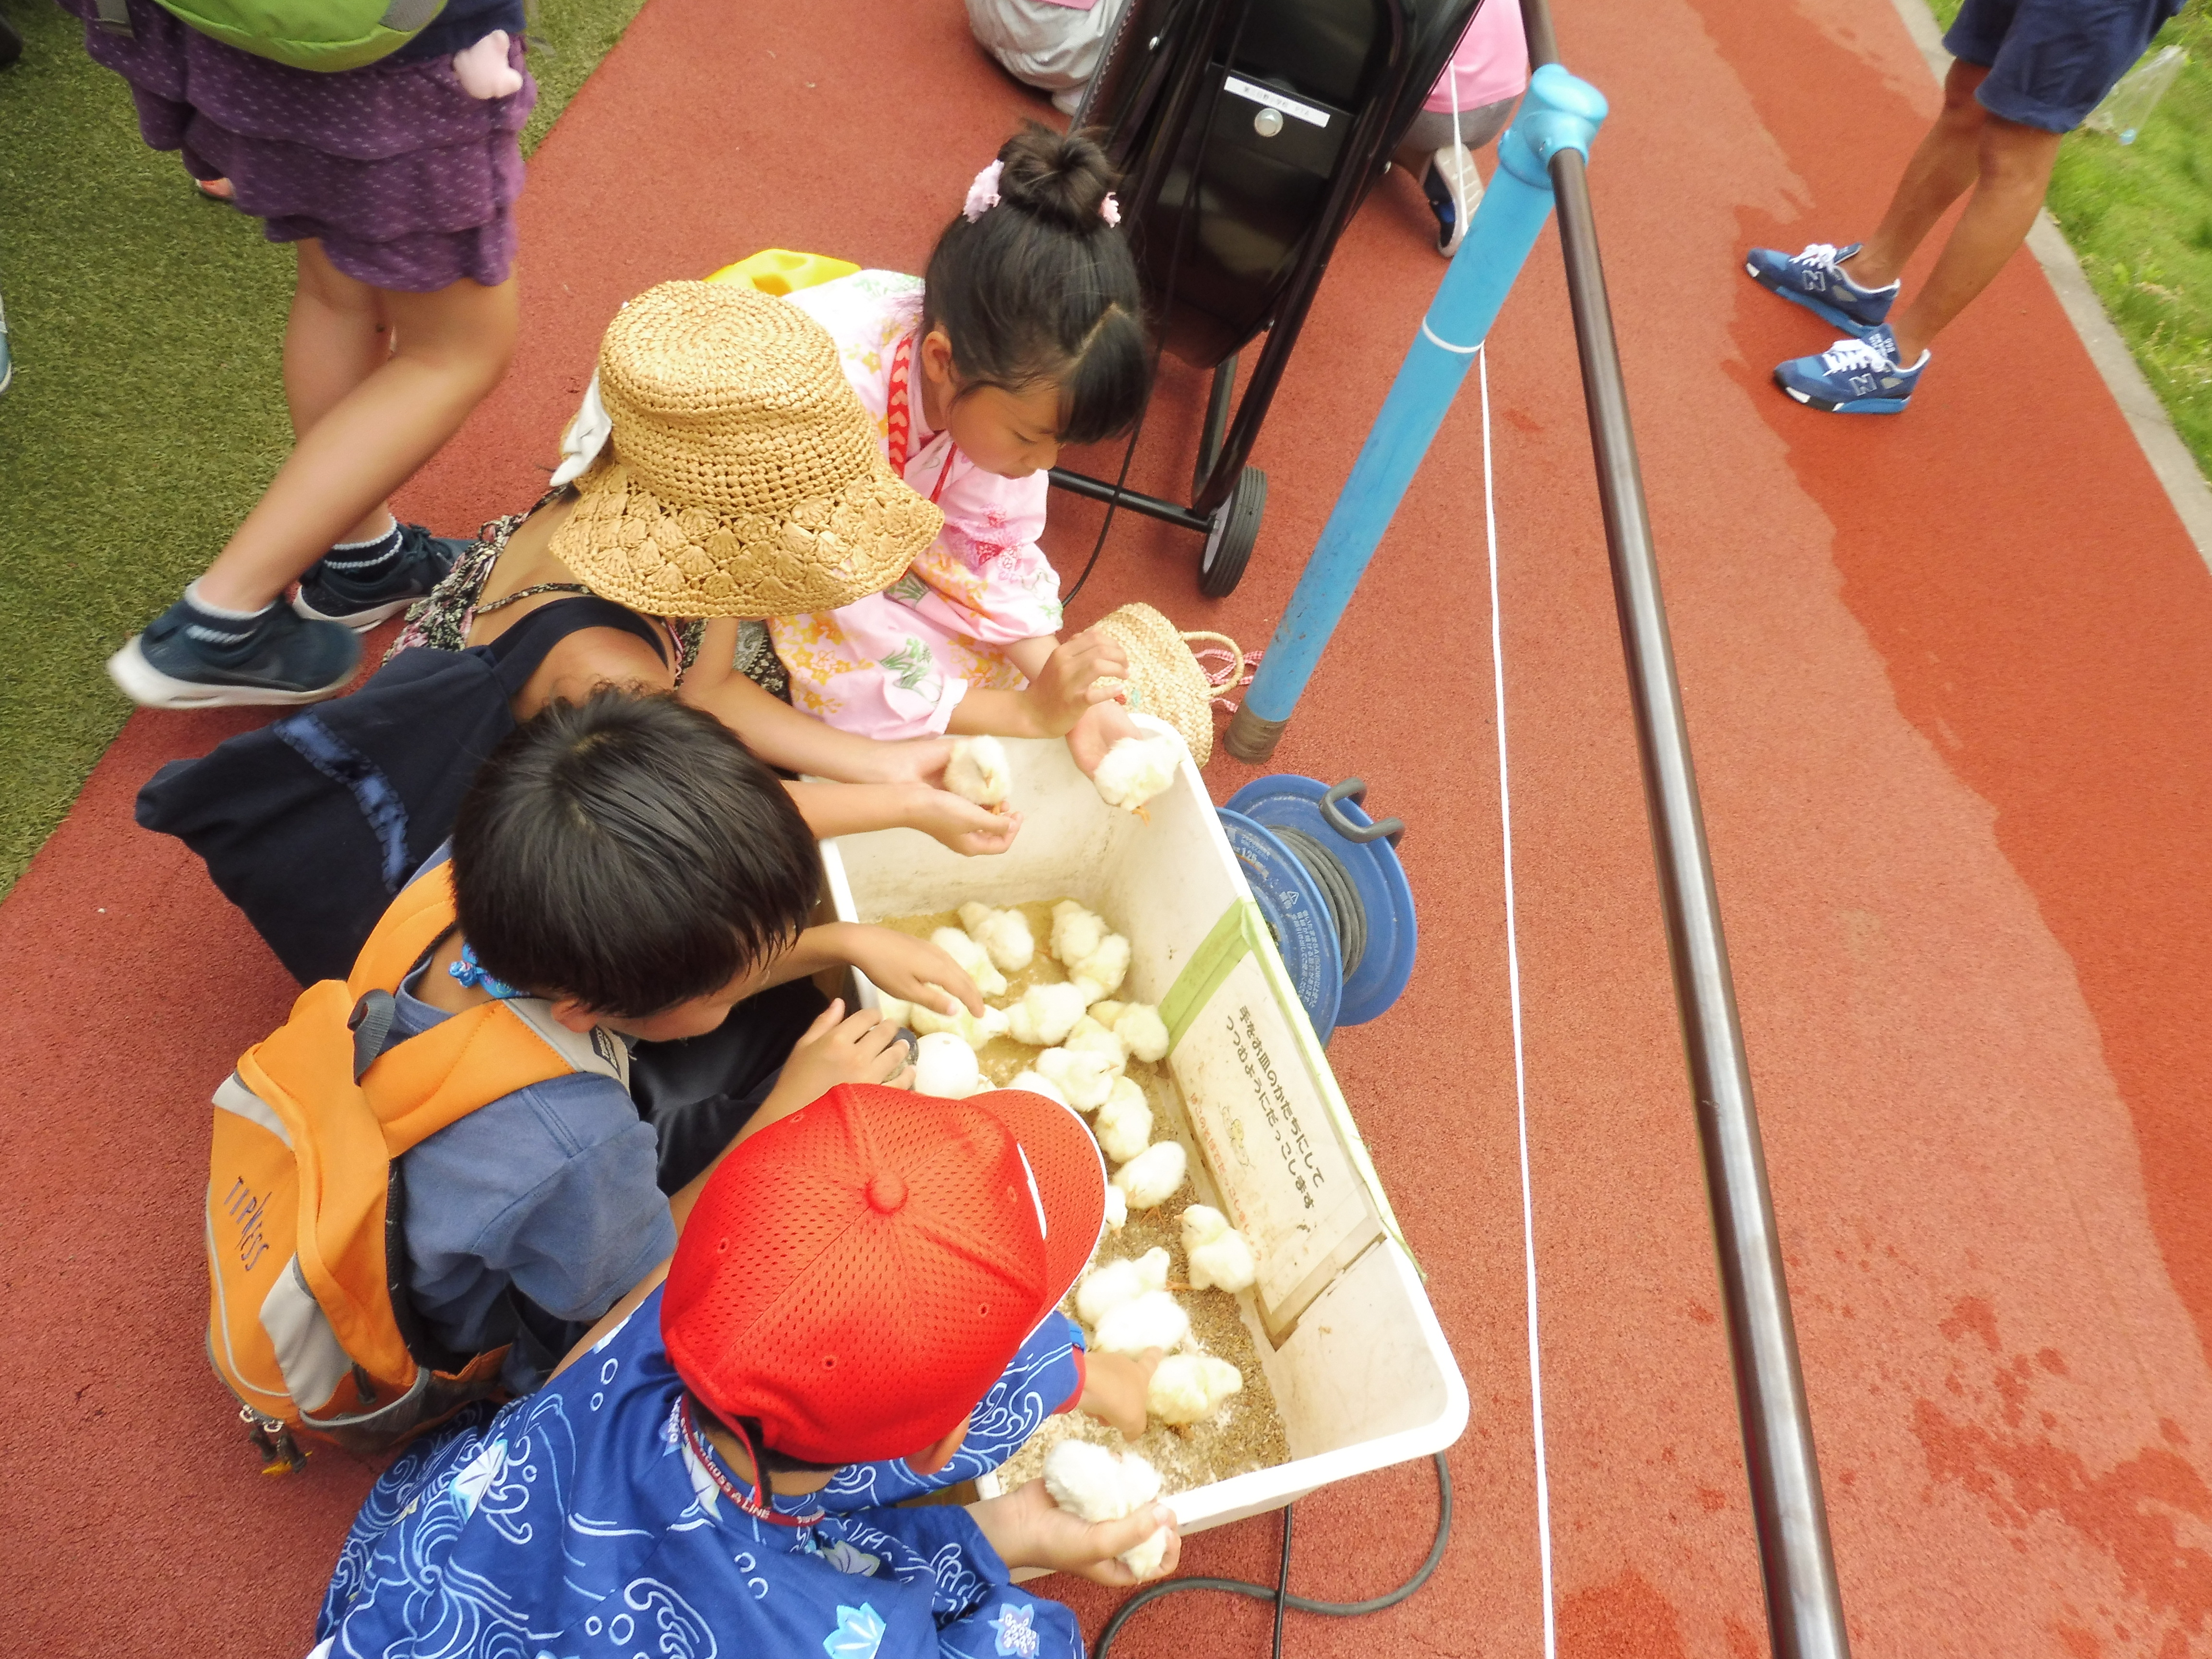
311, 1077, 1175, 1659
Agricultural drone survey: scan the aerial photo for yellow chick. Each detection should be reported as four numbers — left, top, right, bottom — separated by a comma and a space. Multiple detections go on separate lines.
929, 926, 1008, 999
1049, 899, 1110, 967
957, 901, 1035, 974
944, 735, 1012, 807
1068, 933, 1131, 1004
912, 1032, 984, 1100
905, 997, 1010, 1048
1043, 1443, 1170, 1579
1112, 1141, 1187, 1211
1008, 1069, 1070, 1108
1180, 1204, 1259, 1293
1007, 981, 1088, 1047
1094, 1288, 1190, 1357
1074, 1246, 1170, 1327
1093, 1076, 1153, 1164
1064, 1015, 1130, 1074
1103, 1185, 1128, 1232
1035, 1045, 1116, 1111
1101, 1001, 1170, 1063
1147, 1354, 1243, 1425
1092, 732, 1184, 815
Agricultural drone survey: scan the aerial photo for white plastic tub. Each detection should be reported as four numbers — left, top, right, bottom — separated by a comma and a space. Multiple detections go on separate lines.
819, 723, 1467, 1537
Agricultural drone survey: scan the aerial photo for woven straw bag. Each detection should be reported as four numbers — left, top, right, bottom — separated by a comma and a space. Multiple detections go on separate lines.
1087, 602, 1246, 768
550, 281, 942, 619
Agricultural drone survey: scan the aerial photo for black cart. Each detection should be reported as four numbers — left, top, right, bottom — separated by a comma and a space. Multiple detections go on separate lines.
1053, 0, 1484, 594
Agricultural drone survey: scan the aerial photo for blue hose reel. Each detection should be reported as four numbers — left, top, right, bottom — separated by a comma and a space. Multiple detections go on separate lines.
1217, 777, 1417, 1044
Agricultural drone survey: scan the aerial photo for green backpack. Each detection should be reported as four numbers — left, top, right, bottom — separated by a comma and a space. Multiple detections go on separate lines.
90, 0, 449, 72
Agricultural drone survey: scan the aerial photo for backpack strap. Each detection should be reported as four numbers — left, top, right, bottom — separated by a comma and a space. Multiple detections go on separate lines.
485, 594, 672, 700
348, 863, 467, 998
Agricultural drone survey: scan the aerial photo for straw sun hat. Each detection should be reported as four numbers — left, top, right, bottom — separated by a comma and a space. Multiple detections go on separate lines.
549, 281, 943, 618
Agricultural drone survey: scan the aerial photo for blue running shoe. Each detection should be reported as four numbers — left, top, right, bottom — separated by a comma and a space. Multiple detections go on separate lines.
1774, 326, 1927, 414
1744, 241, 1898, 338
108, 593, 361, 708
293, 521, 468, 629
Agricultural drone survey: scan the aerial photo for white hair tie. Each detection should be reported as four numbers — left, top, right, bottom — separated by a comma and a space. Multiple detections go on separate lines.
963, 160, 1003, 223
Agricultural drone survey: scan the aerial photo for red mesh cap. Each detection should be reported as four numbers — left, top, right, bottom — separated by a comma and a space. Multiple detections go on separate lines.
662, 1082, 1105, 1466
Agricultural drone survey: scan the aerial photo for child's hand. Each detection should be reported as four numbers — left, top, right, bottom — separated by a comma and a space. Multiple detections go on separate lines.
840, 924, 986, 1017
967, 1480, 1180, 1585
451, 29, 524, 97
1079, 1347, 1160, 1440
1023, 631, 1130, 738
866, 736, 958, 789
758, 999, 914, 1121
1065, 699, 1146, 779
909, 786, 1022, 856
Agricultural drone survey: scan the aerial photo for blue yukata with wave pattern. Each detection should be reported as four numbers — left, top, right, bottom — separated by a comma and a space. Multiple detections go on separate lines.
315, 1288, 1087, 1659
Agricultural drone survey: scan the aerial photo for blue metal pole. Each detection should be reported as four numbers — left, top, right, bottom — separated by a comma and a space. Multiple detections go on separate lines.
1224, 63, 1610, 762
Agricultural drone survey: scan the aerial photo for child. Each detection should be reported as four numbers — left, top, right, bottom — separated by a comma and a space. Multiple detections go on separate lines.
80, 0, 534, 708
764, 124, 1153, 776
313, 1081, 1178, 1659
343, 688, 990, 1390
399, 278, 1023, 858
966, 0, 1128, 116
1395, 0, 1529, 256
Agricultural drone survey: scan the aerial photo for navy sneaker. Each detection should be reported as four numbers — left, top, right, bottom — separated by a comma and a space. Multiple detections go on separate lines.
293, 521, 468, 630
1744, 242, 1898, 339
1422, 144, 1480, 257
108, 594, 361, 708
1774, 325, 1928, 414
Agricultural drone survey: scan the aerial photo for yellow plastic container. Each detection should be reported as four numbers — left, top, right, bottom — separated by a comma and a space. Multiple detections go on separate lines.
704, 248, 860, 296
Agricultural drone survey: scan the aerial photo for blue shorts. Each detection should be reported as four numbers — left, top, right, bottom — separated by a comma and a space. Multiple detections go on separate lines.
1944, 0, 2183, 132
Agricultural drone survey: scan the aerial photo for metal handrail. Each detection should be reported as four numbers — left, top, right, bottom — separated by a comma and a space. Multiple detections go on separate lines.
1517, 1, 1852, 1654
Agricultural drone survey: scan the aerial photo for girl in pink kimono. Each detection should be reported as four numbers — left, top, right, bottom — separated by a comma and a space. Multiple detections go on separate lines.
769, 123, 1151, 776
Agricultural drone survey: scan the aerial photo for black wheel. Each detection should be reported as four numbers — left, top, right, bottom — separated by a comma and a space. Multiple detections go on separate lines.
1198, 466, 1265, 598
0, 10, 22, 70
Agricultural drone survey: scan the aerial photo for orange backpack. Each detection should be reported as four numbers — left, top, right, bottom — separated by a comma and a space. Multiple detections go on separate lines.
205, 866, 627, 1471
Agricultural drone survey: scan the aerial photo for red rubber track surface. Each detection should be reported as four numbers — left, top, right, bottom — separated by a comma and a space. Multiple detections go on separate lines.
6, 0, 2212, 1653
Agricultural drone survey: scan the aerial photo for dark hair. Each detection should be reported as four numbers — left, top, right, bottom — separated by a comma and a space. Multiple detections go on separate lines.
923, 123, 1151, 445
451, 689, 822, 1018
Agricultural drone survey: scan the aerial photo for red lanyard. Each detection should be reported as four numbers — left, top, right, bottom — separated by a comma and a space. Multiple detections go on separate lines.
886, 332, 957, 505
676, 1396, 823, 1528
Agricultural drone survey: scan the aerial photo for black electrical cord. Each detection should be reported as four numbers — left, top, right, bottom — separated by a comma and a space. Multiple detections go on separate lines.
1270, 825, 1370, 979
1065, 0, 1260, 608
1094, 1451, 1454, 1659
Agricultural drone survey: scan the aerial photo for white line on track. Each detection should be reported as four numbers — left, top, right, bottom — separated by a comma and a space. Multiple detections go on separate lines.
1479, 343, 1557, 1657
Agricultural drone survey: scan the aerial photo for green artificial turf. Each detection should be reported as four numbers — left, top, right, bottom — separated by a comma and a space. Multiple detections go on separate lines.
1924, 0, 2212, 481
0, 0, 647, 899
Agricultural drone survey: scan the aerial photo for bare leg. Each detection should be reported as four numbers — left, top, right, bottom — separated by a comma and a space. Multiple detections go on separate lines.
281, 241, 397, 548
196, 253, 519, 611
1840, 60, 1993, 289
1884, 111, 2060, 363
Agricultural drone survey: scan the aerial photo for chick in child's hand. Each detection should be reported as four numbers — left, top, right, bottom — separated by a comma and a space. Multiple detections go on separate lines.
1043, 1442, 1172, 1579
1147, 1354, 1243, 1425
929, 926, 1008, 999
1007, 981, 1088, 1047
1111, 1141, 1187, 1211
1093, 1076, 1152, 1164
1049, 900, 1109, 968
1092, 732, 1184, 816
1075, 1247, 1170, 1327
1093, 1289, 1190, 1358
906, 997, 1009, 1049
913, 1032, 985, 1099
944, 735, 1012, 808
1180, 1204, 1259, 1293
957, 901, 1035, 973
1035, 1045, 1116, 1111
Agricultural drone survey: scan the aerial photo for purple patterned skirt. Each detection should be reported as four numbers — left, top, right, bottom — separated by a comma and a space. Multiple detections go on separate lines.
62, 0, 535, 292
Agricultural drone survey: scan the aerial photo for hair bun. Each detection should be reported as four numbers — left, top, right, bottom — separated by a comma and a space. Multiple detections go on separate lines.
996, 121, 1119, 234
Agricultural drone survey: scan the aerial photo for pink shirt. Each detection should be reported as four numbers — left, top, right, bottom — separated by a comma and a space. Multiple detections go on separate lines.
1424, 1, 1529, 114
769, 271, 1063, 741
